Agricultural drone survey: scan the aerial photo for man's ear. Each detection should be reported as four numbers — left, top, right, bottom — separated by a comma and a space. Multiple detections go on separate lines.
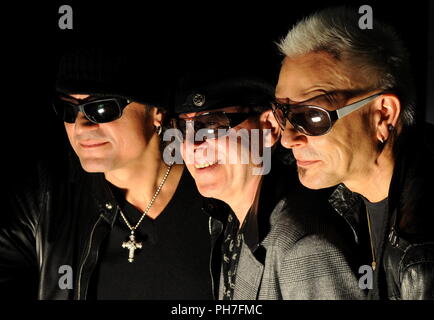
259, 109, 281, 147
374, 93, 401, 143
152, 107, 164, 127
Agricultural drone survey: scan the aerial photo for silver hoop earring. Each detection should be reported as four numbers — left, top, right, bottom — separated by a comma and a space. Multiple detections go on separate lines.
155, 126, 162, 136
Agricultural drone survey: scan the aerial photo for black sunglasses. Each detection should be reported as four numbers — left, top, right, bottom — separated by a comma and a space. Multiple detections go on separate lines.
172, 111, 256, 141
271, 92, 384, 136
53, 94, 132, 124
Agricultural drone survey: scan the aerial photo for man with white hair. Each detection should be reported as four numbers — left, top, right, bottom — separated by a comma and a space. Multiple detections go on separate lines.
273, 6, 434, 299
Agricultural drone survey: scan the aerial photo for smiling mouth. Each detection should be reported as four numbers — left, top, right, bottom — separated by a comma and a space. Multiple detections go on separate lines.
79, 142, 108, 148
296, 160, 321, 167
194, 161, 218, 169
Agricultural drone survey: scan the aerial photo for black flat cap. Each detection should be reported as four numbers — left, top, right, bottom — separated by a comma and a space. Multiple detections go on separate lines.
174, 71, 274, 114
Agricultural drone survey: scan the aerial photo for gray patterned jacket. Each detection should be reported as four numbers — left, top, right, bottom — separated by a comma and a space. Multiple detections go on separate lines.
217, 196, 366, 300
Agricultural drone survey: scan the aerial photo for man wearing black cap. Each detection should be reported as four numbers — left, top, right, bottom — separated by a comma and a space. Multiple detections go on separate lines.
173, 72, 365, 299
0, 48, 219, 300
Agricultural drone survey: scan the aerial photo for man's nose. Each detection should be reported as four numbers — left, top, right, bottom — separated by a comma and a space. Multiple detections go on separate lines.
184, 133, 207, 150
182, 134, 210, 165
74, 112, 99, 134
280, 123, 308, 149
184, 123, 209, 146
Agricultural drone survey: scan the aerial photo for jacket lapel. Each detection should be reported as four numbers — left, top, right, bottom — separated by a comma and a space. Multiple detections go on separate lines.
232, 243, 264, 300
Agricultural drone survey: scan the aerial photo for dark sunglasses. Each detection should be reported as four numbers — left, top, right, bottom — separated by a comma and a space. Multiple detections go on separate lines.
172, 111, 256, 141
52, 94, 132, 124
271, 92, 384, 136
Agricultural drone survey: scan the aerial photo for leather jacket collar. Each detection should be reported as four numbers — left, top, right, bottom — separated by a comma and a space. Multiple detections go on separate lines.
328, 123, 434, 299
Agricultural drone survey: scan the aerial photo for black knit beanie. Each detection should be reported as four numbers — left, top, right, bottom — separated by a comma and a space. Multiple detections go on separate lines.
56, 47, 169, 110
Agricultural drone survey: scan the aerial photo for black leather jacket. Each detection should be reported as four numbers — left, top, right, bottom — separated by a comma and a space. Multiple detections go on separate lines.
329, 123, 434, 300
0, 156, 224, 300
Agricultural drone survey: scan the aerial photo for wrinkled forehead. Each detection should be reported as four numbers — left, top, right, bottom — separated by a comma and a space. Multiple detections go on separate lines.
275, 52, 359, 102
179, 105, 249, 119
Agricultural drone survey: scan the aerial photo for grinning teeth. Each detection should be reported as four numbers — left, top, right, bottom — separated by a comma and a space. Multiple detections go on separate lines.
194, 161, 217, 169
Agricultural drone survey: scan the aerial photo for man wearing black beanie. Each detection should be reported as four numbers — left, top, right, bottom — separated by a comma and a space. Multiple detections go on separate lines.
0, 48, 220, 300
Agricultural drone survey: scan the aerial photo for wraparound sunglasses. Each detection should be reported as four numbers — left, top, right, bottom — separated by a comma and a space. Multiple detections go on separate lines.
271, 92, 384, 136
53, 94, 132, 124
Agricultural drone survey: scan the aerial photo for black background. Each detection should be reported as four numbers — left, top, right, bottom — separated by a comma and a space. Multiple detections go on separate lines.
2, 0, 433, 185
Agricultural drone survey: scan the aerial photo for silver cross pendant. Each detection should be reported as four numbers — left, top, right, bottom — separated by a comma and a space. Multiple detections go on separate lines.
122, 232, 143, 263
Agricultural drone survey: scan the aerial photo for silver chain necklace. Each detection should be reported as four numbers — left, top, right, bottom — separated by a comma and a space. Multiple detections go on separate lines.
120, 164, 173, 262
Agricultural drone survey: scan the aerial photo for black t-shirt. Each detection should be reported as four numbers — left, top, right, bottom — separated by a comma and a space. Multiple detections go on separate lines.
88, 168, 213, 299
363, 197, 389, 267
